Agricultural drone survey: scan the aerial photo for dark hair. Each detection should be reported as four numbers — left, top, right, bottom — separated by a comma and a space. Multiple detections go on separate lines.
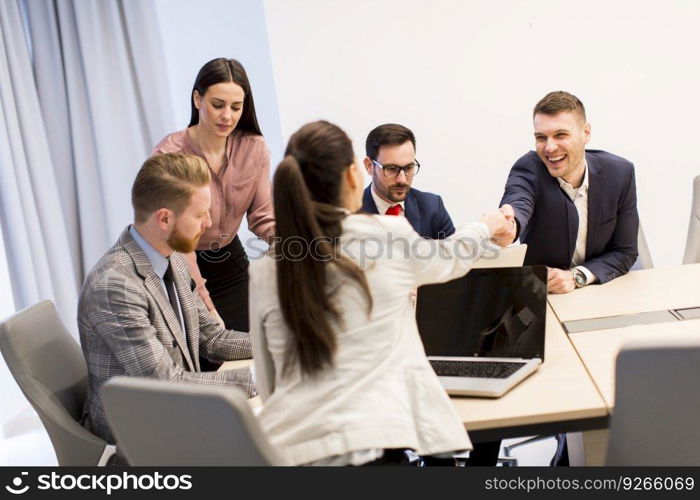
533, 91, 587, 122
273, 120, 373, 377
188, 58, 262, 135
132, 154, 210, 223
365, 123, 416, 159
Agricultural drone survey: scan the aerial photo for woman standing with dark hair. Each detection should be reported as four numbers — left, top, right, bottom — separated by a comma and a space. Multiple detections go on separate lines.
250, 120, 512, 466
153, 58, 274, 334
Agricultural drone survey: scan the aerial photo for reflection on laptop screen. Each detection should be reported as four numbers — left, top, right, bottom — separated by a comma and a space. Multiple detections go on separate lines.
416, 266, 547, 360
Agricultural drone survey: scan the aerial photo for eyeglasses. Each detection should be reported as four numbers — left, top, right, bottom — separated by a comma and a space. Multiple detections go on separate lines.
371, 159, 421, 178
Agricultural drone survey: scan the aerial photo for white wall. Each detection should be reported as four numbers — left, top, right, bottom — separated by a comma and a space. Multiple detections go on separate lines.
154, 0, 284, 169
264, 0, 700, 268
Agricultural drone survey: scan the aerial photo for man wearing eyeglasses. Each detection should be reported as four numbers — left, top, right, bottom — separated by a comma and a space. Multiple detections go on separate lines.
361, 123, 455, 239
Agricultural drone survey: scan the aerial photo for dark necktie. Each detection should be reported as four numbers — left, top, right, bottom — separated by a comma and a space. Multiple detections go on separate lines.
163, 261, 183, 330
385, 205, 402, 216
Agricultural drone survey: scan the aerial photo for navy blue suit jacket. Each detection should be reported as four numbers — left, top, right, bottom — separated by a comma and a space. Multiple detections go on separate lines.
361, 186, 455, 239
499, 150, 639, 284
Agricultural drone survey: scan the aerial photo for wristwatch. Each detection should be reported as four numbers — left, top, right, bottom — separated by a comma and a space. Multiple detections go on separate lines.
571, 267, 587, 288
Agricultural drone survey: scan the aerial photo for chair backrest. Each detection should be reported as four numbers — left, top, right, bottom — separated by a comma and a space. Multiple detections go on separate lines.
683, 175, 700, 264
101, 377, 288, 465
0, 300, 108, 465
630, 224, 653, 271
606, 338, 700, 465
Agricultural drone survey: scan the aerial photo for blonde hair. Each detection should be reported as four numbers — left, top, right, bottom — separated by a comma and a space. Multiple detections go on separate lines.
132, 153, 211, 223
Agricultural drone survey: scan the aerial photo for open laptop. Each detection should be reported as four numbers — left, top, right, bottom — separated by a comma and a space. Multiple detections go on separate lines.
416, 265, 547, 398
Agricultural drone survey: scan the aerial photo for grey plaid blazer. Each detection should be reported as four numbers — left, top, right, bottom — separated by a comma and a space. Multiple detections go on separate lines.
78, 227, 256, 444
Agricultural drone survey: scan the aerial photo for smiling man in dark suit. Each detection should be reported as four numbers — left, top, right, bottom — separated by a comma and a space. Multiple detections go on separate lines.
497, 91, 639, 466
361, 123, 455, 239
499, 91, 639, 294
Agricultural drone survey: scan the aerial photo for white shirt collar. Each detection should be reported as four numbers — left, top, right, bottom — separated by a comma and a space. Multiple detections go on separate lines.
557, 161, 589, 199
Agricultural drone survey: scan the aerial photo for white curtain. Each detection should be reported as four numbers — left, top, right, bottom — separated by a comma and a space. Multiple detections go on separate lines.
25, 0, 176, 278
0, 0, 174, 429
0, 0, 175, 332
0, 0, 79, 332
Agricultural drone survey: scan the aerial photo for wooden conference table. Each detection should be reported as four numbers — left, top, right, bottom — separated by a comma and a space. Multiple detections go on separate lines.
548, 263, 700, 324
548, 264, 700, 464
549, 263, 700, 410
221, 303, 610, 444
451, 303, 607, 443
442, 265, 700, 443
222, 264, 700, 446
567, 319, 700, 409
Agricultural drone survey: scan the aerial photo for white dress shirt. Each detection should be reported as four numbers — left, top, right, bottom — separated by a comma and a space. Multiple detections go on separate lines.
556, 164, 596, 284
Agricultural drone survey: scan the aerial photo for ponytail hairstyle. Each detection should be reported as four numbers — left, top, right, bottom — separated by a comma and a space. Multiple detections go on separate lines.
188, 57, 262, 135
273, 120, 372, 377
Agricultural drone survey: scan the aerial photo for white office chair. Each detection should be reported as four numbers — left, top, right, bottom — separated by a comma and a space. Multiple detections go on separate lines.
606, 338, 700, 465
0, 301, 114, 465
101, 377, 289, 465
683, 175, 700, 264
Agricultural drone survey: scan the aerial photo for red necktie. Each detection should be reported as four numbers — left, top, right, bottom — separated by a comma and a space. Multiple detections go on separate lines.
385, 205, 402, 216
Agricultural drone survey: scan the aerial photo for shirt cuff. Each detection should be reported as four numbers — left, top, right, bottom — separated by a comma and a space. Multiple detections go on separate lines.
575, 266, 597, 285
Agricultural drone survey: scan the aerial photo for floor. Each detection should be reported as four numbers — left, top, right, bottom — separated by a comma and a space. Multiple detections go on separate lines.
500, 436, 558, 466
0, 426, 57, 466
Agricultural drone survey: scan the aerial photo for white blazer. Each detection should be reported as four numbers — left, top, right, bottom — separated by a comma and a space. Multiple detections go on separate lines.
250, 214, 491, 465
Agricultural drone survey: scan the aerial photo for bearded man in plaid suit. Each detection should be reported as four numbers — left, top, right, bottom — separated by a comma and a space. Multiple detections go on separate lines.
78, 153, 256, 451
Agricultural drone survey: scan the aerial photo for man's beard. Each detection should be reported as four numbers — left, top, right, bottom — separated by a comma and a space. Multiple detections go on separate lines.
167, 225, 202, 254
387, 183, 410, 202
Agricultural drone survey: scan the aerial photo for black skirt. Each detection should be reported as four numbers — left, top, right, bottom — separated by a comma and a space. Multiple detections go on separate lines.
195, 235, 249, 332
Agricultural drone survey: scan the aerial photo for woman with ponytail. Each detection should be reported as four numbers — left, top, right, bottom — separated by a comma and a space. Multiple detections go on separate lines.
250, 120, 512, 466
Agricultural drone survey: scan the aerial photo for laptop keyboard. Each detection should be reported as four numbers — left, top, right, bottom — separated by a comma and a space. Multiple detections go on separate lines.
430, 360, 527, 379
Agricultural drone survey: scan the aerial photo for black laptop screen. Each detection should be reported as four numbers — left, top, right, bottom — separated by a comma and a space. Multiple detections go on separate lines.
416, 266, 547, 360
